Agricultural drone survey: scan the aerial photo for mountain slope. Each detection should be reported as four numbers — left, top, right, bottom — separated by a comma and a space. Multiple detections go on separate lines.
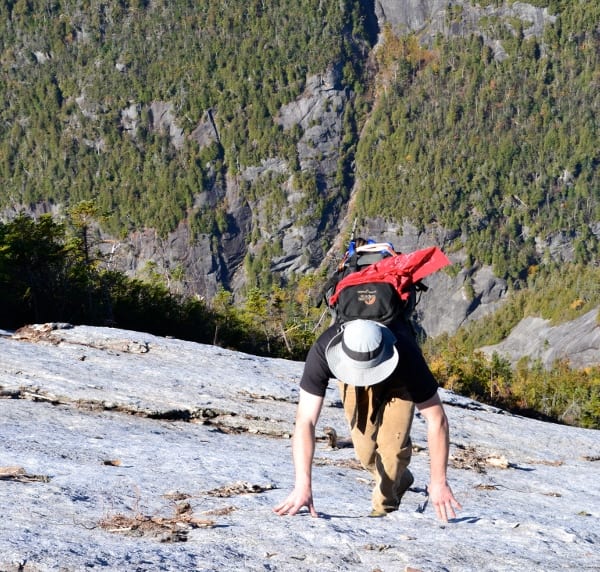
1, 324, 599, 571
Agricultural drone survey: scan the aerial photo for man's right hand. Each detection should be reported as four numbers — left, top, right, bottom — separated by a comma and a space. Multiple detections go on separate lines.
273, 390, 324, 518
273, 486, 318, 517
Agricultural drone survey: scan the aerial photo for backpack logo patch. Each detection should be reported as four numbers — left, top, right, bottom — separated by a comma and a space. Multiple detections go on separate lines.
357, 288, 377, 305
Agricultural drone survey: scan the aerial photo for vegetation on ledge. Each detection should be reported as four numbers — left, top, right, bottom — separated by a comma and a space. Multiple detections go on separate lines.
1, 213, 597, 429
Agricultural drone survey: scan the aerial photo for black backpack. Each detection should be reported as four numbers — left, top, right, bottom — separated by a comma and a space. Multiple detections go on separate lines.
321, 240, 427, 327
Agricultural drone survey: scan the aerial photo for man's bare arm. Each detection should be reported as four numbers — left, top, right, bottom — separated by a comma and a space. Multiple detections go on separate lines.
416, 392, 462, 522
273, 389, 324, 517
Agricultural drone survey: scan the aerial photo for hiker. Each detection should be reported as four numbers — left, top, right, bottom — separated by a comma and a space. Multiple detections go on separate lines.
273, 318, 462, 521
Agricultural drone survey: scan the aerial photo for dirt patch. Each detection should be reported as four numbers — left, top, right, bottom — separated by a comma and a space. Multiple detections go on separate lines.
451, 445, 517, 473
314, 457, 363, 470
205, 481, 277, 497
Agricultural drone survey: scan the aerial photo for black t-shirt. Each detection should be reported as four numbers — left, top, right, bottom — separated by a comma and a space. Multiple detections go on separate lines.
300, 322, 439, 404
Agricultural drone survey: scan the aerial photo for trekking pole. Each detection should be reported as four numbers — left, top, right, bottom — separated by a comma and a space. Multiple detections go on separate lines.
349, 216, 358, 244
337, 217, 357, 272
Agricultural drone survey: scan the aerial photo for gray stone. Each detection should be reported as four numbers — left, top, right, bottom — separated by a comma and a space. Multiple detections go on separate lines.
480, 308, 600, 369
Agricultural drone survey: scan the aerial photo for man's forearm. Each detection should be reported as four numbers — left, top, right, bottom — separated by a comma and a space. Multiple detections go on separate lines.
416, 394, 462, 520
292, 420, 316, 487
427, 412, 450, 485
273, 389, 324, 516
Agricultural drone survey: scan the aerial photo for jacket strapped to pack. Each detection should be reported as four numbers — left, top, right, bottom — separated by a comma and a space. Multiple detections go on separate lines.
329, 246, 451, 307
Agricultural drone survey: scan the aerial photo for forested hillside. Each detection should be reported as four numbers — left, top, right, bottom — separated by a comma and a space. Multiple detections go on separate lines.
1, 1, 598, 285
1, 0, 597, 298
0, 0, 366, 239
357, 4, 599, 283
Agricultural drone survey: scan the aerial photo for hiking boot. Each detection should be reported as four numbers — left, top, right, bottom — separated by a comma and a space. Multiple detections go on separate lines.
370, 470, 414, 516
394, 469, 414, 503
368, 508, 390, 518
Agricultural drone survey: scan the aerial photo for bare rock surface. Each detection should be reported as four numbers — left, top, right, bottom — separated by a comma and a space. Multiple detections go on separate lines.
1, 324, 598, 571
375, 0, 556, 42
480, 308, 600, 369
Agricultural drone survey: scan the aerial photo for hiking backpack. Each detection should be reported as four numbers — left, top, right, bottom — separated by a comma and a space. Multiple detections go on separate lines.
322, 240, 450, 327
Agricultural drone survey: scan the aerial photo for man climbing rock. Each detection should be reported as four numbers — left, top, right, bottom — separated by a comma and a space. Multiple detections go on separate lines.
273, 319, 462, 520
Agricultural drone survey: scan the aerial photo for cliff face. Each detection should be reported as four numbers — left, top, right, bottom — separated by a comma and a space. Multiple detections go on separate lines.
99, 2, 578, 339
480, 309, 600, 370
375, 0, 555, 47
103, 69, 348, 298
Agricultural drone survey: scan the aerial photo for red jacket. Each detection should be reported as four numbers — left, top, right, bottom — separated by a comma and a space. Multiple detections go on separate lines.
329, 246, 451, 304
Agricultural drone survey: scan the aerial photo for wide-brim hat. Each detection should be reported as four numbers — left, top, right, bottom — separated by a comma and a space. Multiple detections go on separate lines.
325, 320, 399, 387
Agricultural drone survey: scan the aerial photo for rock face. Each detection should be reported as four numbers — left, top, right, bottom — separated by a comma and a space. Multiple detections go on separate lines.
278, 68, 346, 177
106, 68, 350, 298
414, 262, 509, 339
373, 0, 556, 64
374, 0, 555, 42
189, 109, 220, 149
480, 308, 600, 369
103, 226, 221, 298
374, 0, 450, 34
149, 102, 185, 150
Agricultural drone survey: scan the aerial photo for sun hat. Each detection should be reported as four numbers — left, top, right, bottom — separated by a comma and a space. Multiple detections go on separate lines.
325, 320, 399, 387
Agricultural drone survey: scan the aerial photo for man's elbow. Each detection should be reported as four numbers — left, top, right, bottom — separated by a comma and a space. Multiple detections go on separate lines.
430, 410, 450, 445
437, 410, 450, 432
294, 415, 317, 438
417, 393, 449, 427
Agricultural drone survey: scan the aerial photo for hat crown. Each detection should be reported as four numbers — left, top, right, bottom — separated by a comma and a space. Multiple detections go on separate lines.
325, 320, 399, 387
342, 320, 384, 360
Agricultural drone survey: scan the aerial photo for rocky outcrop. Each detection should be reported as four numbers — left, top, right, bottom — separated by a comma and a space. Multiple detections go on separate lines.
480, 308, 600, 369
414, 261, 509, 339
276, 67, 346, 174
374, 0, 556, 59
375, 0, 555, 38
149, 102, 185, 150
189, 109, 220, 148
231, 69, 349, 283
103, 225, 221, 298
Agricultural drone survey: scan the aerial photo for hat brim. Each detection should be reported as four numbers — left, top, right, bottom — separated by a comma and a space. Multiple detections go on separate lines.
325, 325, 399, 387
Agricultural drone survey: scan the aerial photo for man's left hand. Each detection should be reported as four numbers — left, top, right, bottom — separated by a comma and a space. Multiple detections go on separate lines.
428, 481, 462, 522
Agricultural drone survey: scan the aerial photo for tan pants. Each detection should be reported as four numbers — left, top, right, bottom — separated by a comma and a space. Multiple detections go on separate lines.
339, 382, 415, 512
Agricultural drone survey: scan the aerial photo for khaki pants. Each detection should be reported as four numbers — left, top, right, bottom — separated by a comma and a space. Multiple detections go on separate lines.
339, 382, 415, 512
